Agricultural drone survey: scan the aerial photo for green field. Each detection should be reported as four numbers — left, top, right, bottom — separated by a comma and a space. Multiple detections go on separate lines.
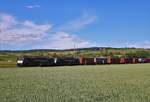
0, 64, 150, 102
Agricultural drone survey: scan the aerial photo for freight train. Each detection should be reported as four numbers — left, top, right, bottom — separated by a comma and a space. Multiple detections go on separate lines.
17, 56, 150, 67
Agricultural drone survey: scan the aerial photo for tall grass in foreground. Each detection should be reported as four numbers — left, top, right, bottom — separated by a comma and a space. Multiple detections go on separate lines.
0, 64, 150, 102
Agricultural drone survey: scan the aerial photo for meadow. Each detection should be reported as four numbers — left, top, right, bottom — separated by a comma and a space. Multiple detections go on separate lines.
0, 64, 150, 102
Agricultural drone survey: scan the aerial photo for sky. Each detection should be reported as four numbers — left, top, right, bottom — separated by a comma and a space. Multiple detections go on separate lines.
0, 0, 150, 50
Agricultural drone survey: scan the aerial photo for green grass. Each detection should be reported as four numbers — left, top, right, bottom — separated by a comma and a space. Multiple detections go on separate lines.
0, 64, 150, 102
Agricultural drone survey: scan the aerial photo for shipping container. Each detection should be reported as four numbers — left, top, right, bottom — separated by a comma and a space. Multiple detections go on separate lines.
138, 58, 146, 63
63, 58, 80, 65
124, 58, 138, 64
145, 58, 150, 63
94, 57, 107, 64
85, 58, 95, 65
111, 58, 121, 64
79, 57, 95, 65
54, 58, 66, 66
125, 58, 133, 63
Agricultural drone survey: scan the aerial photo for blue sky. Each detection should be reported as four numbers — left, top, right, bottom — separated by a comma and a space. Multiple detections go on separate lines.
0, 0, 150, 50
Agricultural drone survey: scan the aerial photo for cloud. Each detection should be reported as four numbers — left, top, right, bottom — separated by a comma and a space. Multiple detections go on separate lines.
0, 13, 97, 49
59, 12, 97, 31
36, 31, 97, 49
25, 5, 40, 9
0, 13, 17, 30
0, 13, 52, 45
22, 20, 51, 32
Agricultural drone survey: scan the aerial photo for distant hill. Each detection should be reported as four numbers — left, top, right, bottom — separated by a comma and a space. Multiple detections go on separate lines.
0, 47, 150, 62
0, 47, 148, 52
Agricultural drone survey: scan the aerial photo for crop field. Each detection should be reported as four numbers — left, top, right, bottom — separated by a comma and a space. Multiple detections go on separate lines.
0, 64, 150, 102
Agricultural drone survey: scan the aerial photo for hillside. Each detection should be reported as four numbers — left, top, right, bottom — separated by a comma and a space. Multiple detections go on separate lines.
0, 47, 150, 62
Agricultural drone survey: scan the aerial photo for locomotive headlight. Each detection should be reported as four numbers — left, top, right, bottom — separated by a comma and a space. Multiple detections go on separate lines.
17, 60, 23, 64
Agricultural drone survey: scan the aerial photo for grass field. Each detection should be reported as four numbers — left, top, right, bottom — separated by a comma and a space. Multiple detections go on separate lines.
0, 64, 150, 102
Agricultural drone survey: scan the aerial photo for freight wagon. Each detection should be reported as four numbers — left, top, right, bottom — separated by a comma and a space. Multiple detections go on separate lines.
110, 58, 125, 64
54, 58, 65, 66
94, 57, 107, 64
138, 58, 146, 63
145, 58, 150, 63
79, 57, 95, 65
63, 58, 79, 66
111, 58, 120, 64
124, 58, 139, 64
125, 58, 134, 64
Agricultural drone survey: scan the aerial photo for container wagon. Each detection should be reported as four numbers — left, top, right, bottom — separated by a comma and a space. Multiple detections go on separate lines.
54, 58, 66, 66
145, 58, 150, 63
79, 57, 95, 65
124, 58, 138, 64
94, 57, 107, 64
84, 58, 95, 65
125, 58, 134, 64
63, 58, 80, 66
138, 58, 146, 63
111, 58, 121, 64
